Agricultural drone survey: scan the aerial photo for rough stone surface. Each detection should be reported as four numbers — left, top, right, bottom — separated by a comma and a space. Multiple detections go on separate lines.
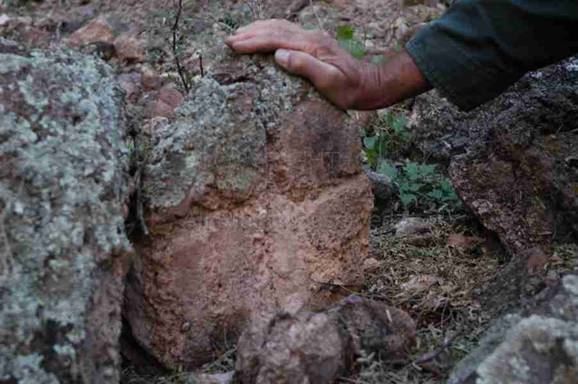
124, 33, 373, 368
412, 57, 578, 268
0, 40, 130, 383
364, 166, 393, 202
449, 273, 578, 384
236, 296, 415, 384
65, 14, 145, 63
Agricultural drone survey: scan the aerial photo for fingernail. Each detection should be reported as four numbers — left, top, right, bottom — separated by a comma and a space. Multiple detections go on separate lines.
275, 49, 290, 66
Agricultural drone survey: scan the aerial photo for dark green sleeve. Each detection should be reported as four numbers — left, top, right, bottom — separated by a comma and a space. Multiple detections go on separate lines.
406, 0, 578, 111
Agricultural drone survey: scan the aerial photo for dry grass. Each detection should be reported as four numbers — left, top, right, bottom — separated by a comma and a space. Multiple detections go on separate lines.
343, 214, 503, 384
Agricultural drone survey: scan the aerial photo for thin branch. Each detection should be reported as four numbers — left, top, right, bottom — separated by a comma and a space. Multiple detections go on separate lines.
247, 0, 263, 20
412, 331, 461, 366
172, 0, 190, 93
309, 0, 325, 31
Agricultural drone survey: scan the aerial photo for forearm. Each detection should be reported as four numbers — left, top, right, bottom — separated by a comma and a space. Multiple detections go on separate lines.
352, 50, 431, 110
407, 0, 578, 110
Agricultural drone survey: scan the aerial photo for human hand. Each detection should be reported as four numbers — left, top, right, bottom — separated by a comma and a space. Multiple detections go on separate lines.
225, 19, 376, 110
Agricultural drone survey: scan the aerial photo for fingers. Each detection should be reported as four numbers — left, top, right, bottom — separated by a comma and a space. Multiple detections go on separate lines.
274, 49, 342, 91
226, 19, 309, 53
226, 34, 291, 53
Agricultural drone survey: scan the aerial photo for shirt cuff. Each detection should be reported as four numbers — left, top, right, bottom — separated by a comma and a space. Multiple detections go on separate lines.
405, 22, 518, 111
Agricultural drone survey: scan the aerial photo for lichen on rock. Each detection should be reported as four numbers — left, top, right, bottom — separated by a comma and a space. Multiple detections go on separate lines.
0, 40, 131, 383
449, 272, 578, 384
125, 26, 373, 370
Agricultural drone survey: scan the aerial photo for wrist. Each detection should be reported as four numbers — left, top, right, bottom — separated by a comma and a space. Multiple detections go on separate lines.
349, 50, 431, 110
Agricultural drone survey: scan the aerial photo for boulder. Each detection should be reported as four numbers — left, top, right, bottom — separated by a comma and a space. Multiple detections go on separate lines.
449, 272, 578, 384
236, 296, 415, 384
411, 57, 578, 273
0, 40, 130, 382
124, 43, 373, 368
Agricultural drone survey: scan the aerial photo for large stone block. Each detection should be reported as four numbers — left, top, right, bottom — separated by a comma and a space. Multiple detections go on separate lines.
411, 57, 578, 272
125, 48, 373, 368
449, 273, 578, 384
0, 39, 130, 382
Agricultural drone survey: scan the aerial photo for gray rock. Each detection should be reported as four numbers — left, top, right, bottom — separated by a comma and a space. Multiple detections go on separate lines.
0, 40, 130, 383
411, 57, 578, 310
394, 217, 432, 237
364, 166, 394, 201
449, 273, 578, 384
236, 296, 415, 384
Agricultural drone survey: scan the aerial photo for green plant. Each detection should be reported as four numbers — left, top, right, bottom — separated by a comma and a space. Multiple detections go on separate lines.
363, 111, 411, 167
336, 25, 366, 59
380, 160, 461, 212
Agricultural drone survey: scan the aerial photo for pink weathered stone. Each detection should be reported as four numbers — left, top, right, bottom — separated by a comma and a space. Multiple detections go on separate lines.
66, 15, 115, 46
141, 66, 163, 91
147, 85, 184, 118
114, 35, 146, 62
125, 55, 373, 369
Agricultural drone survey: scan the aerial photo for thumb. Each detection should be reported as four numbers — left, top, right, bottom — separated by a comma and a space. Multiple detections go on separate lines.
274, 49, 340, 89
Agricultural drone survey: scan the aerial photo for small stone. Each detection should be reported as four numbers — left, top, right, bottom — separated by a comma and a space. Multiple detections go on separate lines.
364, 167, 393, 201
141, 66, 163, 91
394, 217, 432, 237
114, 35, 146, 63
180, 322, 191, 333
0, 14, 10, 27
236, 297, 415, 384
148, 85, 184, 118
117, 72, 142, 103
193, 372, 234, 384
362, 257, 381, 273
66, 16, 115, 47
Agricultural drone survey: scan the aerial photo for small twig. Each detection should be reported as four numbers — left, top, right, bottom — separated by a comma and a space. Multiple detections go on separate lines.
286, 0, 308, 20
199, 53, 204, 77
247, 0, 263, 20
52, 21, 63, 47
132, 168, 149, 236
412, 331, 461, 365
309, 0, 325, 31
172, 0, 190, 93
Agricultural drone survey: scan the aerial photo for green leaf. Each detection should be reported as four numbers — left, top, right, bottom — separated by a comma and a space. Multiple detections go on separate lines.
392, 114, 407, 132
336, 25, 355, 41
404, 162, 420, 180
399, 182, 420, 192
400, 192, 417, 207
339, 39, 366, 59
363, 136, 377, 150
419, 164, 436, 177
378, 161, 398, 179
336, 25, 365, 58
428, 189, 444, 200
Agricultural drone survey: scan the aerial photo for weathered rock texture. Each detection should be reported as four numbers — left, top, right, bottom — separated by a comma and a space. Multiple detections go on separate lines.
124, 41, 373, 368
412, 58, 578, 273
236, 296, 415, 384
0, 39, 131, 383
449, 272, 578, 384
